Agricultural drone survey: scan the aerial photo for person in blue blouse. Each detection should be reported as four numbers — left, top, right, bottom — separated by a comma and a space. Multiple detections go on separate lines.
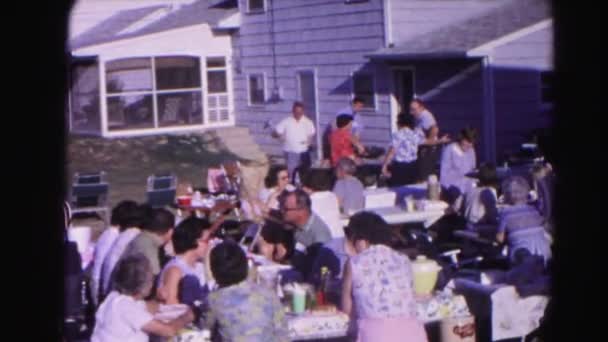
205, 241, 289, 342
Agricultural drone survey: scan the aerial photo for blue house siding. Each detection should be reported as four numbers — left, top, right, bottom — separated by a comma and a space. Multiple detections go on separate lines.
489, 23, 553, 160
233, 0, 388, 157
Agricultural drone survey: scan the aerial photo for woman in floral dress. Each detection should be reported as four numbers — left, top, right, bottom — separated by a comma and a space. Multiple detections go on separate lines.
341, 212, 428, 342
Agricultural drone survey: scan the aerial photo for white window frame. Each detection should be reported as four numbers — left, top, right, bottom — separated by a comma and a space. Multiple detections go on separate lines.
350, 71, 377, 111
96, 54, 233, 137
246, 0, 266, 13
247, 72, 267, 107
205, 56, 231, 124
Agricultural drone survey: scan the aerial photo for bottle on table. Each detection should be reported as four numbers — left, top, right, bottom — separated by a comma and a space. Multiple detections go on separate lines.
316, 267, 331, 306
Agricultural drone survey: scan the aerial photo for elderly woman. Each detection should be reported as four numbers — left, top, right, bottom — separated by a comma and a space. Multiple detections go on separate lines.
92, 254, 194, 342
341, 212, 428, 342
497, 176, 552, 264
333, 157, 365, 215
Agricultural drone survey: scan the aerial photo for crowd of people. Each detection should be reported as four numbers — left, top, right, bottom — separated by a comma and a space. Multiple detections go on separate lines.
64, 97, 554, 342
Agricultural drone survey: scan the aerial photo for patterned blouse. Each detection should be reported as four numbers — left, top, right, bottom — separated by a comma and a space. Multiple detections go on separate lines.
205, 280, 289, 342
391, 127, 425, 163
350, 244, 417, 319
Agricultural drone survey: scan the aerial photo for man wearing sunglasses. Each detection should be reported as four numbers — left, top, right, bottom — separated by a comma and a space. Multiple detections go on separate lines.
278, 189, 332, 249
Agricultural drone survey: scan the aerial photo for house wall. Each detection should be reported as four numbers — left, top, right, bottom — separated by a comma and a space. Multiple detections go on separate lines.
388, 0, 506, 45
489, 24, 554, 160
233, 0, 388, 157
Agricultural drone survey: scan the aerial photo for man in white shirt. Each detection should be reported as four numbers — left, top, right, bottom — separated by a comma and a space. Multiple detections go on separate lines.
273, 101, 316, 182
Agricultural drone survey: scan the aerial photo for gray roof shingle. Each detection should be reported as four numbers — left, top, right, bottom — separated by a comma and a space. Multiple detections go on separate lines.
70, 0, 236, 51
370, 0, 551, 59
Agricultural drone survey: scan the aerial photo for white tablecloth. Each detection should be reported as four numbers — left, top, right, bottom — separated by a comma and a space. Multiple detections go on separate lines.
288, 312, 350, 341
341, 201, 448, 228
491, 286, 549, 341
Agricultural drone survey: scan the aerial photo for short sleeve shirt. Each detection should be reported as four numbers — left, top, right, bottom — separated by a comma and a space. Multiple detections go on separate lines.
275, 115, 316, 153
391, 127, 424, 163
295, 213, 333, 248
91, 291, 154, 342
416, 110, 437, 132
330, 129, 355, 166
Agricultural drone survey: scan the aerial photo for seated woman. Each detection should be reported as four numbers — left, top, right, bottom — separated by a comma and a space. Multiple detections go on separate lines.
333, 157, 365, 215
497, 176, 552, 265
440, 127, 478, 209
206, 241, 289, 341
156, 217, 213, 305
257, 165, 294, 214
342, 212, 428, 342
92, 253, 194, 342
256, 217, 307, 283
462, 163, 500, 236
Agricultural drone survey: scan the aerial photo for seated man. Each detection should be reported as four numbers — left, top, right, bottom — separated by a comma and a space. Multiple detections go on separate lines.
278, 189, 332, 249
333, 157, 365, 215
300, 169, 343, 238
206, 241, 289, 341
114, 208, 175, 297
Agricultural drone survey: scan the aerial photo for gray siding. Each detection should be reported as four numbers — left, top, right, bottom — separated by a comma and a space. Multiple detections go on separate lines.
490, 25, 553, 70
388, 0, 506, 45
233, 0, 388, 157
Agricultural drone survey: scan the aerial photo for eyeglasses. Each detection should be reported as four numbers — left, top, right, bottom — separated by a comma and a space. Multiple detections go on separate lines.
280, 206, 302, 212
279, 176, 289, 181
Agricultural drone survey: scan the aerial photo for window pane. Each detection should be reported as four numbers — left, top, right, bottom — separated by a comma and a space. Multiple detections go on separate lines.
107, 95, 154, 131
155, 56, 201, 90
71, 61, 101, 133
157, 92, 203, 127
207, 70, 227, 93
248, 0, 265, 11
249, 74, 265, 104
206, 57, 226, 68
220, 109, 229, 121
106, 58, 152, 93
208, 96, 218, 108
219, 95, 229, 107
209, 109, 219, 122
353, 73, 375, 108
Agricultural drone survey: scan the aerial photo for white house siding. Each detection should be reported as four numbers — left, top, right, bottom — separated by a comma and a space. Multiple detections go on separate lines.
488, 24, 554, 160
233, 0, 388, 157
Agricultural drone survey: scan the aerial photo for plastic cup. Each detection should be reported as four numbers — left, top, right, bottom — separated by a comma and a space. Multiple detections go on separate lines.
292, 287, 306, 314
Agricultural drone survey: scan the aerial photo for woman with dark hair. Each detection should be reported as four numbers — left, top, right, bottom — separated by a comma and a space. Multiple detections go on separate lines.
91, 254, 194, 342
258, 165, 295, 214
440, 127, 478, 204
341, 212, 427, 342
156, 217, 213, 305
462, 163, 500, 235
381, 113, 426, 186
206, 241, 289, 341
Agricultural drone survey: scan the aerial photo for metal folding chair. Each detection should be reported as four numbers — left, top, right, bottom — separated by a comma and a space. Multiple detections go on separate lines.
69, 172, 110, 226
146, 174, 177, 209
